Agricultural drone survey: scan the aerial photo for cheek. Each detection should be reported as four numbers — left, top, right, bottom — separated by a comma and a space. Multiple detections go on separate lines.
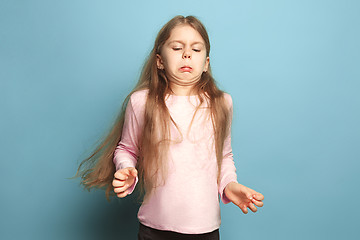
198, 57, 208, 68
163, 56, 178, 68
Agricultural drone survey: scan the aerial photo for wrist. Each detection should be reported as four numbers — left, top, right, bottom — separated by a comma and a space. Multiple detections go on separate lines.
224, 181, 237, 194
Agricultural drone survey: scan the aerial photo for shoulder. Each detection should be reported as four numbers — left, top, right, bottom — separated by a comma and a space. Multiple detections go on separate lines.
124, 89, 148, 119
222, 92, 233, 109
130, 89, 149, 102
129, 89, 149, 109
223, 92, 232, 104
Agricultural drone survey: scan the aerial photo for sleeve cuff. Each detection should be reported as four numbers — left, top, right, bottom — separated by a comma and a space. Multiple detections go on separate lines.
115, 161, 136, 171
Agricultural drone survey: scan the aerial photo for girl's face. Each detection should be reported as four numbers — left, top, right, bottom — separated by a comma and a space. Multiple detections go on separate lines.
157, 24, 210, 95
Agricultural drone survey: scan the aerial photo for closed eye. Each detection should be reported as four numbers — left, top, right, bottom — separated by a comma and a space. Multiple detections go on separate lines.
193, 49, 201, 52
172, 47, 182, 51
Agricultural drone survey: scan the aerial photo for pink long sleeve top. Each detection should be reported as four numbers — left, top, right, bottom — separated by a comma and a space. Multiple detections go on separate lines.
113, 89, 238, 234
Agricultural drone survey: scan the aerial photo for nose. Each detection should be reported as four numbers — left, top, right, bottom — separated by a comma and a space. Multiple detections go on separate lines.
182, 49, 191, 59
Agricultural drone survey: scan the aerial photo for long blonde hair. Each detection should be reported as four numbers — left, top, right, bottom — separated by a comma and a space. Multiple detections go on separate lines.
75, 15, 232, 201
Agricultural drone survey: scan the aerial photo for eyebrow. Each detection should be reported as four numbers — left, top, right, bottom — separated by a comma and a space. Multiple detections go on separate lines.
168, 40, 205, 46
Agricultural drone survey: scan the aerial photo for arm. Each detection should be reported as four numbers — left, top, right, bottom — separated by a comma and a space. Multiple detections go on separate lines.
218, 94, 264, 213
218, 93, 238, 203
112, 93, 144, 196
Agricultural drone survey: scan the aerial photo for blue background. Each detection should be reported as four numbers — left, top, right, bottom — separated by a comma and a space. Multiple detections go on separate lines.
1, 0, 359, 239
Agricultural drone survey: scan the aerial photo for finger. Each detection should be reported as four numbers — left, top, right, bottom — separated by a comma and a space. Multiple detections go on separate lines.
247, 193, 254, 201
116, 190, 128, 198
237, 204, 248, 214
241, 205, 248, 214
253, 193, 264, 201
114, 184, 129, 193
248, 202, 258, 213
112, 179, 125, 187
251, 198, 264, 207
114, 171, 129, 181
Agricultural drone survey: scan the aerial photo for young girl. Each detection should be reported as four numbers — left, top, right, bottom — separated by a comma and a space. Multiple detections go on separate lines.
77, 15, 264, 240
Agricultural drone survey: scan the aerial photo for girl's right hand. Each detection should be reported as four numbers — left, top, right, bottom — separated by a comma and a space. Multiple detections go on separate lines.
112, 167, 138, 198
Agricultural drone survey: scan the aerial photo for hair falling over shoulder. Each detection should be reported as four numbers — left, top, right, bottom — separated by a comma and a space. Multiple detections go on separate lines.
75, 15, 232, 201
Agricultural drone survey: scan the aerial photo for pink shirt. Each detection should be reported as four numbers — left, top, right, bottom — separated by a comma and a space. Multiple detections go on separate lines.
113, 89, 238, 234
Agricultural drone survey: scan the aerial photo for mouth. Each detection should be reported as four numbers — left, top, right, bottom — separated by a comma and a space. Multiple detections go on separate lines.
179, 66, 192, 72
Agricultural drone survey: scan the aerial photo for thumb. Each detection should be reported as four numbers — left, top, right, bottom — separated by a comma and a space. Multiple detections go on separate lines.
130, 168, 138, 177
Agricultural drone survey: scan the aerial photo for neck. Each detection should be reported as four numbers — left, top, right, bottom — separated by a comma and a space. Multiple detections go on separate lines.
168, 76, 201, 96
169, 83, 196, 96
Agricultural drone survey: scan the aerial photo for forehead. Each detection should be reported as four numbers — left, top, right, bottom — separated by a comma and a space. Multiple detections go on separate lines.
166, 24, 205, 44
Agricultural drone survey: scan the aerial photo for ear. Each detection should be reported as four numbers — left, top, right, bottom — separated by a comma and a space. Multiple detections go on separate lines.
156, 54, 164, 70
203, 56, 210, 72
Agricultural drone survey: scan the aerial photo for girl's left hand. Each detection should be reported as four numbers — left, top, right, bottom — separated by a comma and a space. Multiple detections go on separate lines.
224, 182, 264, 214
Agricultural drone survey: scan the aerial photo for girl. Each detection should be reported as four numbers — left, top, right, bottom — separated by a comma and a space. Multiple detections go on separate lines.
77, 15, 264, 240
